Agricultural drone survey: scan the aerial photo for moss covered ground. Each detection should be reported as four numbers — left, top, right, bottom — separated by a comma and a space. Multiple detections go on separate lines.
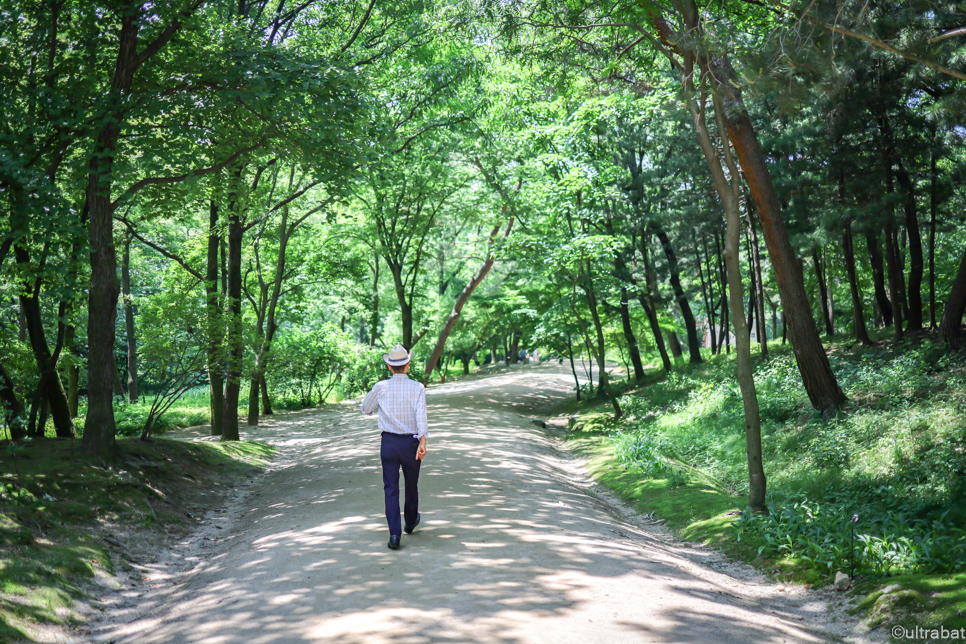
0, 436, 275, 642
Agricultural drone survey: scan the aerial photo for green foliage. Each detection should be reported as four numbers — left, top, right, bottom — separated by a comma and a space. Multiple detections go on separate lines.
135, 282, 210, 438
0, 437, 274, 638
613, 432, 690, 487
268, 324, 368, 408
737, 498, 966, 576
596, 341, 966, 580
111, 402, 210, 438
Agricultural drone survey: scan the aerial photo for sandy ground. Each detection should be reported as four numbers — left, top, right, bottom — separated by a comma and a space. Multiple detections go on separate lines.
85, 362, 879, 644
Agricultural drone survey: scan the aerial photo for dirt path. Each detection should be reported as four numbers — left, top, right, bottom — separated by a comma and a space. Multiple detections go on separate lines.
90, 363, 876, 644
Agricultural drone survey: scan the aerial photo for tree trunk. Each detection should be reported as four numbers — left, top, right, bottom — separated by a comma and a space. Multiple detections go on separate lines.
695, 231, 717, 354
715, 231, 730, 354
13, 255, 74, 437
0, 361, 26, 439
749, 209, 768, 358
670, 61, 766, 509
81, 12, 147, 457
248, 203, 293, 426
639, 237, 672, 371
769, 298, 778, 341
425, 218, 514, 376
827, 253, 835, 333
723, 189, 767, 513
746, 231, 757, 334
618, 287, 645, 380
884, 217, 904, 341
812, 249, 834, 337
929, 141, 938, 329
113, 362, 124, 396
881, 116, 924, 331
842, 221, 873, 346
206, 201, 224, 437
247, 377, 260, 422
260, 375, 272, 415
17, 298, 26, 342
222, 197, 244, 442
510, 330, 522, 364
7, 193, 74, 437
897, 227, 909, 322
27, 379, 43, 437
66, 327, 79, 419
578, 267, 622, 418
37, 394, 50, 438
122, 233, 139, 403
389, 264, 414, 350
666, 330, 683, 358
865, 230, 893, 327
566, 333, 581, 401
939, 246, 966, 347
651, 225, 702, 363
84, 190, 121, 453
369, 255, 380, 347
609, 243, 648, 381
221, 236, 228, 296
707, 52, 845, 412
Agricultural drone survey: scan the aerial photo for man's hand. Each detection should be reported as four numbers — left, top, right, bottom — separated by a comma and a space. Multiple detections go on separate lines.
416, 436, 427, 461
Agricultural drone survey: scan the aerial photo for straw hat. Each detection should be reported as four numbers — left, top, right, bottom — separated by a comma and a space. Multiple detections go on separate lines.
383, 344, 411, 366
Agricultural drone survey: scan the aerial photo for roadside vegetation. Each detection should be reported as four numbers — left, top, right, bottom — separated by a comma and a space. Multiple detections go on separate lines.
557, 336, 966, 639
0, 438, 275, 641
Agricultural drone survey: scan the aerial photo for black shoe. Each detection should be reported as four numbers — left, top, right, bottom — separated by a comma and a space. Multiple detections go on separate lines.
388, 534, 401, 550
404, 513, 420, 535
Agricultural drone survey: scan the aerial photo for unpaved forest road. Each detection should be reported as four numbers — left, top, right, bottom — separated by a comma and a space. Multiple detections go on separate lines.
91, 363, 875, 644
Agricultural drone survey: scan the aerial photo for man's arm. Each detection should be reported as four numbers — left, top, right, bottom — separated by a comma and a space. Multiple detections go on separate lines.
414, 385, 428, 460
413, 386, 429, 438
361, 382, 381, 415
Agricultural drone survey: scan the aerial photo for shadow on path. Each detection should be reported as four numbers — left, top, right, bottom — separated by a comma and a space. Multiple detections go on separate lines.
93, 363, 838, 644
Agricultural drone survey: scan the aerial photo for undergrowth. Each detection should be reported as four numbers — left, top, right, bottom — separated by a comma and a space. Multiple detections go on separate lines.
0, 437, 275, 641
601, 338, 966, 582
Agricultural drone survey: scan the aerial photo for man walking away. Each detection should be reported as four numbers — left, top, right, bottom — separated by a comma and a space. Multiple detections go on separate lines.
361, 344, 429, 550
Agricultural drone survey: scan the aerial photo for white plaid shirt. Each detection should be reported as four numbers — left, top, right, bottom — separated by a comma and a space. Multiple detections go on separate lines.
361, 373, 430, 439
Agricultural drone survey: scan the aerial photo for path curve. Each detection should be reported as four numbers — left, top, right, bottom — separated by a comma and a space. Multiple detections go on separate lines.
91, 363, 874, 644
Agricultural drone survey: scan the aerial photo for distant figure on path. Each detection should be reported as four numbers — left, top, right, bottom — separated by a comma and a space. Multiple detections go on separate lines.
361, 344, 429, 550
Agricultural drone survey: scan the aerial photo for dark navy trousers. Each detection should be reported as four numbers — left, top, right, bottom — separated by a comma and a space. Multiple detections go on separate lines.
380, 432, 421, 536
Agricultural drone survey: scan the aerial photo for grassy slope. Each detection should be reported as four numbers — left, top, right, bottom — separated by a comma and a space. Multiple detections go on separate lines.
0, 437, 275, 642
555, 336, 966, 641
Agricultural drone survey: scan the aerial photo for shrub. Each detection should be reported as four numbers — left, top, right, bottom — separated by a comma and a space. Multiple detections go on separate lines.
737, 498, 966, 576
613, 432, 690, 487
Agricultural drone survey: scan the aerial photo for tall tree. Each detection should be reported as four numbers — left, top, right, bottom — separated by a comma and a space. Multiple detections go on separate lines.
121, 233, 139, 403
650, 224, 702, 364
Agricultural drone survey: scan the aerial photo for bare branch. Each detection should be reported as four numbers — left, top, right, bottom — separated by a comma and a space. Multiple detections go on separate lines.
113, 140, 264, 209
133, 0, 206, 69
340, 0, 377, 53
929, 26, 966, 44
765, 0, 966, 81
115, 215, 205, 281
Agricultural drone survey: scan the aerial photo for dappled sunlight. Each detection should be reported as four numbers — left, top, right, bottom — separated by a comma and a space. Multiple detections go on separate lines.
95, 365, 834, 644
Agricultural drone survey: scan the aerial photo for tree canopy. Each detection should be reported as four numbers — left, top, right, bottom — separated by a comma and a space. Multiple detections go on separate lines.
2, 0, 965, 515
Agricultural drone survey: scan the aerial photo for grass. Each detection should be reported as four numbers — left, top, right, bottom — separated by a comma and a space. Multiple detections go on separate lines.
0, 436, 275, 641
856, 573, 966, 637
555, 334, 966, 638
60, 387, 245, 438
